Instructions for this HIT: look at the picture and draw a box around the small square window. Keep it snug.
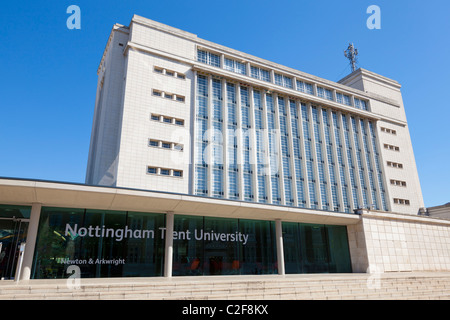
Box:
[175,119,184,126]
[149,140,159,147]
[152,90,162,97]
[163,117,172,123]
[154,67,163,74]
[162,142,171,149]
[173,170,183,177]
[164,93,173,99]
[147,167,157,174]
[151,114,160,121]
[177,74,185,80]
[160,169,170,175]
[166,71,174,77]
[176,96,185,102]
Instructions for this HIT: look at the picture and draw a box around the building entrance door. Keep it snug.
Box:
[0,218,29,280]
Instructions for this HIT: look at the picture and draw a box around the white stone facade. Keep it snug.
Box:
[348,210,450,273]
[86,15,425,216]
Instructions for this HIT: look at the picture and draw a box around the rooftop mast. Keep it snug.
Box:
[344,43,359,72]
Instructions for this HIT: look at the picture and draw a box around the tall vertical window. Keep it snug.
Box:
[241,86,254,201]
[254,90,266,203]
[312,107,329,210]
[211,79,224,198]
[226,83,239,199]
[278,97,294,205]
[360,119,378,210]
[266,94,280,204]
[351,117,368,209]
[195,75,209,196]
[332,112,351,213]
[322,109,340,212]
[342,114,359,209]
[369,121,388,211]
[302,104,317,209]
[290,100,306,207]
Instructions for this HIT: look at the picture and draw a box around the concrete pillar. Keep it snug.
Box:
[20,203,42,280]
[164,212,174,277]
[275,219,285,275]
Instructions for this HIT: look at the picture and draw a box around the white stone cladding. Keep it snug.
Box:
[348,211,450,272]
[86,24,129,187]
[339,70,425,215]
[116,48,192,193]
[86,15,425,215]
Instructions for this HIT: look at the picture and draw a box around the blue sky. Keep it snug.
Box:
[1,0,449,207]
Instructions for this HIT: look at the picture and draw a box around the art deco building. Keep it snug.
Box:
[1,16,448,283]
[86,15,425,216]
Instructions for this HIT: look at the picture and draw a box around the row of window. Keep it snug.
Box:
[148,139,183,151]
[147,166,183,177]
[153,66,186,80]
[384,143,400,152]
[150,113,185,126]
[194,74,388,213]
[381,127,397,135]
[387,161,403,169]
[152,89,185,102]
[390,179,407,187]
[393,198,410,206]
[381,126,407,204]
[197,49,369,111]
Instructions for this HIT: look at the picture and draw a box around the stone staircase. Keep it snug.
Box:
[1,272,449,300]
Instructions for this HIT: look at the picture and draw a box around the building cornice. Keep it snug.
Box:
[0,178,360,226]
[129,15,402,109]
[124,40,407,126]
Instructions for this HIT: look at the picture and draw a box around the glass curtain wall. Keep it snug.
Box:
[172,215,277,276]
[283,222,352,274]
[32,207,165,279]
[29,206,352,278]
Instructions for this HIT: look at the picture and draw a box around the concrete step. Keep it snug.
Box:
[1,273,450,300]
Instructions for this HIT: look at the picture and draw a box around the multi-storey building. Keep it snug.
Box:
[2,15,449,283]
[86,15,424,216]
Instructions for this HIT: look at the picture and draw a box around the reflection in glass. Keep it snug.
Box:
[32,207,165,279]
[282,222,352,274]
[172,216,277,276]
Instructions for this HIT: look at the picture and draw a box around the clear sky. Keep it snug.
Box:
[1,0,449,208]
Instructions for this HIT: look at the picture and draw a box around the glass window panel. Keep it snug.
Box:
[172,215,204,276]
[32,208,165,279]
[282,222,303,274]
[0,204,31,219]
[283,222,352,274]
[239,220,277,275]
